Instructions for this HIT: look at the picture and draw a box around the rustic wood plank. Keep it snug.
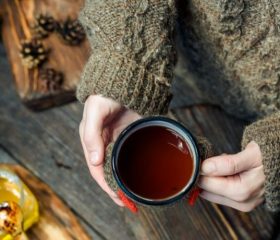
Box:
[0,0,90,110]
[0,42,277,239]
[0,44,105,240]
[0,43,143,240]
[171,107,275,239]
[0,147,17,164]
[0,164,91,240]
[0,148,104,240]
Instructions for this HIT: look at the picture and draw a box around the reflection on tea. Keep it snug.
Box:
[117,126,194,200]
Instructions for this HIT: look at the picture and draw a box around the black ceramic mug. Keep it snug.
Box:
[104,116,213,212]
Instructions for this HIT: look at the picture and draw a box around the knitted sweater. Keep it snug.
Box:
[76,0,280,212]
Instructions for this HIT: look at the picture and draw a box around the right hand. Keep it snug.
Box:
[79,95,141,206]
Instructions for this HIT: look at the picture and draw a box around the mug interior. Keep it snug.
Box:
[112,117,200,206]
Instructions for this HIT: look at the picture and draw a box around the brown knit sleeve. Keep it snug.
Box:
[76,0,177,116]
[241,111,280,212]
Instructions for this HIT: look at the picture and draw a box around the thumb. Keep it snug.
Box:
[201,141,261,176]
[83,100,106,166]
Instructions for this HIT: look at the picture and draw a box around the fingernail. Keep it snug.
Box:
[202,162,216,174]
[90,151,99,165]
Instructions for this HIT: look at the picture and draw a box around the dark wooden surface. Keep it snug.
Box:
[1,164,91,240]
[0,0,90,110]
[0,41,279,240]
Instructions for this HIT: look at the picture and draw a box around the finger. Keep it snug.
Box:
[201,141,262,176]
[200,190,264,212]
[198,176,232,199]
[80,121,115,197]
[80,122,124,206]
[79,120,124,206]
[240,165,265,197]
[83,96,107,166]
[198,174,264,202]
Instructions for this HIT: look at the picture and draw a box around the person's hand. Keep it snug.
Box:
[198,141,265,212]
[79,95,141,206]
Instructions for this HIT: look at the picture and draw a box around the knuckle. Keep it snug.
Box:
[226,176,252,202]
[248,141,262,164]
[224,176,237,196]
[235,193,249,202]
[234,184,251,202]
[86,95,97,107]
[226,157,237,174]
[247,140,258,150]
[84,133,94,147]
[239,205,254,212]
[240,202,257,212]
[87,94,102,105]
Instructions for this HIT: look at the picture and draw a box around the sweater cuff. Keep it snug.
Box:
[241,112,280,212]
[76,49,173,116]
[196,136,215,160]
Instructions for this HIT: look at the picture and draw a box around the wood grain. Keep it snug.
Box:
[0,42,278,239]
[0,0,90,110]
[0,164,91,240]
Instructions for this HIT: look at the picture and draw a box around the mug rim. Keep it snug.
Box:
[111,116,200,206]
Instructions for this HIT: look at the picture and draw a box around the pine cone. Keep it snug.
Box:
[39,68,64,92]
[32,14,57,39]
[19,39,48,69]
[57,18,85,45]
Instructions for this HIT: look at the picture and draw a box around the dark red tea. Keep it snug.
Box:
[117,125,194,200]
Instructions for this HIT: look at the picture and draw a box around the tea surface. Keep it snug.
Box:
[117,126,194,200]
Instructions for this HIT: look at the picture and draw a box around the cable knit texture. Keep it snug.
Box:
[171,0,280,212]
[77,0,280,212]
[242,112,280,212]
[77,0,177,116]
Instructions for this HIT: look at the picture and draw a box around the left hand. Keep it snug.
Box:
[79,95,141,206]
[198,141,265,212]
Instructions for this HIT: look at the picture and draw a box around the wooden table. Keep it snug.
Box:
[0,42,279,240]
